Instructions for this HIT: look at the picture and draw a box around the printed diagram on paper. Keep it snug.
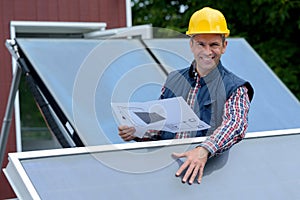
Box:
[111,97,211,138]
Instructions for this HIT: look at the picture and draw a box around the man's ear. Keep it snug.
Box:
[189,38,193,49]
[222,40,228,54]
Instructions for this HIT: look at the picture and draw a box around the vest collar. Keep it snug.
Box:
[188,60,224,84]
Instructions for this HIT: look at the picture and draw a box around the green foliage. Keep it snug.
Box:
[132,0,300,100]
[19,76,47,127]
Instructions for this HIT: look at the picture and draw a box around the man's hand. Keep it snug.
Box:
[118,125,136,141]
[173,147,209,184]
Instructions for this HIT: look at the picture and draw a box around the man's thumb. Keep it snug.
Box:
[172,152,185,158]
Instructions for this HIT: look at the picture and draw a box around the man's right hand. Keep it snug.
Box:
[118,125,136,141]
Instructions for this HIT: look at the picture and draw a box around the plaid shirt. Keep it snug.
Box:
[142,73,251,157]
[197,85,250,156]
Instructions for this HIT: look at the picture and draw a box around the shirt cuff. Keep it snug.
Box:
[196,139,219,157]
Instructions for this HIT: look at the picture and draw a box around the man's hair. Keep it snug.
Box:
[221,34,225,44]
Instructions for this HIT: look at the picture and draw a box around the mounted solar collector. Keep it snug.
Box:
[15,38,167,146]
[4,131,300,200]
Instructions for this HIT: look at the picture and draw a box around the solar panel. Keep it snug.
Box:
[17,38,166,145]
[16,37,300,147]
[4,133,300,199]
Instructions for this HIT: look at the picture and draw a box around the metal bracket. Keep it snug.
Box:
[5,39,20,61]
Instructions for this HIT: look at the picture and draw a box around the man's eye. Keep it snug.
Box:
[210,43,220,47]
[197,42,204,46]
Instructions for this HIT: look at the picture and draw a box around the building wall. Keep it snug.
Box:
[0,0,127,198]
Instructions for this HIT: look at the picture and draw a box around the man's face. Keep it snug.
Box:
[190,34,227,76]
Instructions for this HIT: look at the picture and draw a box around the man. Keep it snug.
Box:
[118,7,254,184]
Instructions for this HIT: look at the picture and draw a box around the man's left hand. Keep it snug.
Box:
[173,147,209,184]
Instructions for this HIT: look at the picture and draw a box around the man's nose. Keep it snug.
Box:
[202,45,212,54]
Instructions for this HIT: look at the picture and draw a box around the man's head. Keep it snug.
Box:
[187,7,229,76]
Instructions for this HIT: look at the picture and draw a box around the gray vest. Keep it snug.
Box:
[159,62,254,139]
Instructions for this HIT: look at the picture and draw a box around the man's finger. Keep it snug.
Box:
[122,132,134,141]
[197,164,205,184]
[175,159,190,177]
[189,165,200,184]
[172,152,185,158]
[182,163,195,183]
[173,152,188,177]
[118,125,128,131]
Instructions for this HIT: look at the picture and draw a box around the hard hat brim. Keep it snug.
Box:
[186,31,230,37]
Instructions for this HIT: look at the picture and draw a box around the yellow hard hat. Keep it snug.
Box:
[186,7,230,37]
